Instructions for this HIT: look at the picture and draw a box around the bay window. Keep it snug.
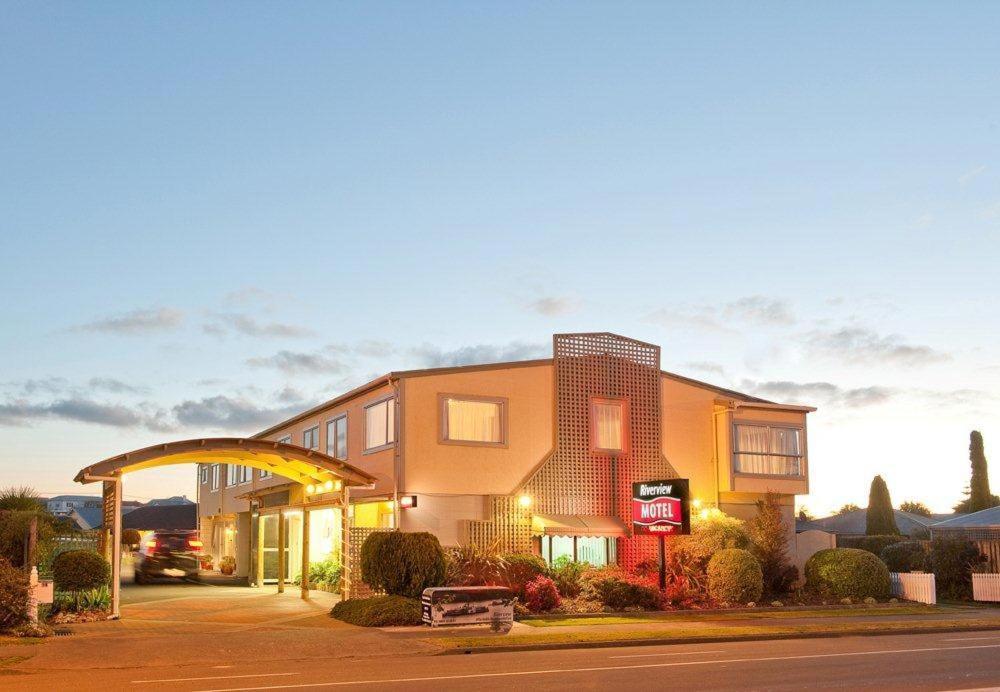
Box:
[364,397,395,452]
[733,423,804,476]
[441,395,506,445]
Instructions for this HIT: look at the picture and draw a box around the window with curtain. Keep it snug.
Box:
[327,415,348,459]
[443,397,504,444]
[733,423,803,476]
[591,399,625,452]
[303,426,319,451]
[364,398,395,451]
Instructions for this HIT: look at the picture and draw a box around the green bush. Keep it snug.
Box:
[667,511,749,591]
[309,558,342,589]
[360,532,446,599]
[0,557,30,631]
[500,553,548,599]
[707,548,764,605]
[445,544,506,586]
[805,548,891,600]
[879,541,930,573]
[0,509,56,569]
[930,536,986,600]
[582,567,661,611]
[839,535,905,556]
[550,557,587,598]
[52,550,110,593]
[121,529,141,548]
[330,595,423,627]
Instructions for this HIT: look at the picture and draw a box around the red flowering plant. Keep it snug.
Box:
[524,575,561,612]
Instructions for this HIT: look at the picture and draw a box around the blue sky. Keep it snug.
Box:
[1,3,998,513]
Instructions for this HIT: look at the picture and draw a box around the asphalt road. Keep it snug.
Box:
[8,630,1000,691]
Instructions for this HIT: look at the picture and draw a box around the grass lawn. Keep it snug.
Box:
[519,605,941,627]
[429,617,1000,651]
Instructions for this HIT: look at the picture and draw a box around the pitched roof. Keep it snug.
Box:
[932,505,1000,529]
[69,506,104,530]
[795,508,945,537]
[122,503,197,531]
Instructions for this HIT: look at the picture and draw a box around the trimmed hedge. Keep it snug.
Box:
[707,548,763,605]
[838,535,905,556]
[879,541,930,573]
[360,532,446,599]
[805,548,891,599]
[0,557,30,631]
[930,536,986,600]
[52,550,110,593]
[330,595,422,627]
[582,567,661,610]
[501,553,548,599]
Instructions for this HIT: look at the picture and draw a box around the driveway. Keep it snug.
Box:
[4,581,438,681]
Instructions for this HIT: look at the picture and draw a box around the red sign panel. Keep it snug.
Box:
[631,479,691,536]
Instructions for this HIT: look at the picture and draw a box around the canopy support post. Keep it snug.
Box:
[301,509,310,600]
[277,509,285,594]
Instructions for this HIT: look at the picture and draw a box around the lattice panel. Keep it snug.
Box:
[347,526,394,597]
[464,333,678,569]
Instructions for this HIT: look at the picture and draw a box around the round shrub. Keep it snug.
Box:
[359,532,446,599]
[330,595,422,627]
[0,557,30,631]
[707,548,763,605]
[501,553,548,599]
[524,575,561,612]
[52,550,110,593]
[805,548,890,600]
[880,541,930,573]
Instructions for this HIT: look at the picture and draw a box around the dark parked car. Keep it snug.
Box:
[134,529,202,583]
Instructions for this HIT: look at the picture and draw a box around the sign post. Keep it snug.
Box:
[632,479,691,589]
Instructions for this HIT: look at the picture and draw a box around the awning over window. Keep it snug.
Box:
[531,514,627,537]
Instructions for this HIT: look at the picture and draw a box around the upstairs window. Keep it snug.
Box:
[225,464,238,487]
[211,464,220,490]
[364,398,395,452]
[303,426,319,451]
[200,465,209,485]
[441,395,506,445]
[733,423,804,476]
[238,465,253,484]
[327,415,348,459]
[591,398,628,453]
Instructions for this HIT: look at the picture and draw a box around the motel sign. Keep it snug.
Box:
[631,479,691,536]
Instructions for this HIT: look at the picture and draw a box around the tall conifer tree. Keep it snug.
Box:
[866,475,900,535]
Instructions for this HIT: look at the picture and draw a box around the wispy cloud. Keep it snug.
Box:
[525,296,580,316]
[246,349,347,375]
[204,313,315,339]
[959,164,987,185]
[74,307,183,335]
[645,295,795,332]
[410,341,549,367]
[0,398,156,428]
[171,395,312,431]
[682,361,727,377]
[88,377,148,395]
[804,327,949,366]
[741,380,894,408]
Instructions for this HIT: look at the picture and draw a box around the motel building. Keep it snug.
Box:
[75,332,813,606]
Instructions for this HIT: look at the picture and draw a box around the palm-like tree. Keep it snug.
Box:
[0,486,44,512]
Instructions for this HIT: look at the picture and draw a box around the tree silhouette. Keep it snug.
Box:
[866,475,900,535]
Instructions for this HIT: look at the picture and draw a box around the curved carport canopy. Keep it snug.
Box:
[74,437,377,487]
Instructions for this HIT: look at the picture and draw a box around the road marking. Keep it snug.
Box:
[134,672,298,683]
[944,636,1000,642]
[609,649,725,659]
[193,643,1000,691]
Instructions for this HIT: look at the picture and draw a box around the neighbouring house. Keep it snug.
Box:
[197,332,815,584]
[145,495,194,507]
[47,495,142,518]
[796,508,960,542]
[932,506,1000,571]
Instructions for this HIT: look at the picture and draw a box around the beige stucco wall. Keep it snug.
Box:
[401,363,554,495]
[660,376,721,506]
[398,494,489,547]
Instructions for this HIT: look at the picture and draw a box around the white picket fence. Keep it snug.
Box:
[972,573,1000,602]
[890,572,936,605]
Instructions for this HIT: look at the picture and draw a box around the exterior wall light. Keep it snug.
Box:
[691,498,703,510]
[518,494,532,508]
[306,484,316,494]
[334,480,342,491]
[399,495,417,509]
[324,480,334,491]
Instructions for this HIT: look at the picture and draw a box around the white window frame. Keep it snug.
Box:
[225,464,238,487]
[363,396,396,453]
[732,421,805,478]
[211,464,220,490]
[303,425,319,451]
[200,464,209,485]
[326,414,348,460]
[238,465,253,484]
